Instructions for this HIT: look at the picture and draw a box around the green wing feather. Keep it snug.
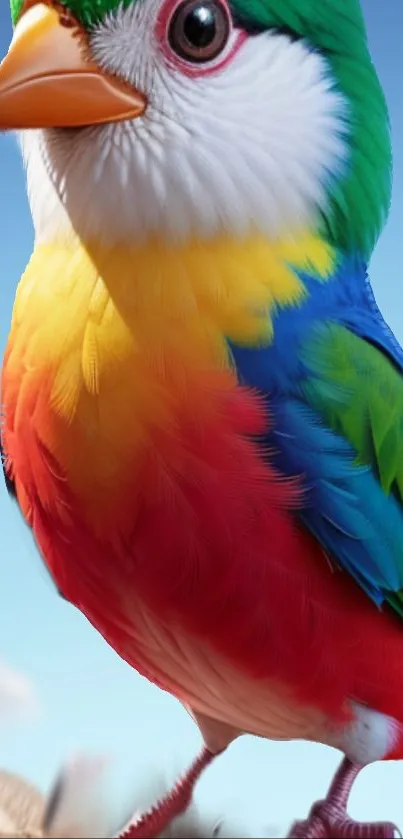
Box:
[302,323,403,498]
[301,322,403,614]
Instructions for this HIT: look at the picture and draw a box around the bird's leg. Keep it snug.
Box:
[287,757,399,839]
[117,746,216,839]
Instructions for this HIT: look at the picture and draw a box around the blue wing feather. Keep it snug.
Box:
[230,256,403,609]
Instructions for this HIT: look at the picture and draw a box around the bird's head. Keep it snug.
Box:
[0,0,391,255]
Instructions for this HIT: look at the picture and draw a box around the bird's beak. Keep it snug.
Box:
[0,2,147,129]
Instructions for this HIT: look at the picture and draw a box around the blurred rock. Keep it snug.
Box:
[0,759,283,838]
[0,769,44,837]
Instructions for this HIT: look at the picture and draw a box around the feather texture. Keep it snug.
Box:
[231,256,403,615]
[300,322,403,615]
[5,236,403,736]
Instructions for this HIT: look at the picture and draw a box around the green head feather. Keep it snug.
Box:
[10,0,124,26]
[9,0,392,260]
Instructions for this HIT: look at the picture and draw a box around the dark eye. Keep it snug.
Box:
[167,0,231,63]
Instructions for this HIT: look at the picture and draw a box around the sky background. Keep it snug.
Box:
[1,1,403,834]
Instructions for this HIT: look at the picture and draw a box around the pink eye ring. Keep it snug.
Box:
[165,0,231,64]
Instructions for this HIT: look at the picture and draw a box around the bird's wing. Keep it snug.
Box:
[289,320,403,612]
[232,280,403,617]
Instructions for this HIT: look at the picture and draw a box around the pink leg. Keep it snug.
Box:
[287,757,398,839]
[118,747,216,839]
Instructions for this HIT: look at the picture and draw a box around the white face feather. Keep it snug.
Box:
[21,0,348,245]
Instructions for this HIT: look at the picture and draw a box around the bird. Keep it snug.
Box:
[0,0,402,835]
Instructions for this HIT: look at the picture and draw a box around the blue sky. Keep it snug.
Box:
[0,0,403,833]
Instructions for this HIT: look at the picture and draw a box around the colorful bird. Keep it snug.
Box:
[0,0,402,835]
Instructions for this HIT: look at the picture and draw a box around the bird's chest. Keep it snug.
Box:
[1,233,305,534]
[4,247,236,532]
[1,240,280,590]
[1,248,288,716]
[1,236,321,706]
[1,326,328,747]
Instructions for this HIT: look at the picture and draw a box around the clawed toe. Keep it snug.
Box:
[287,757,400,839]
[288,800,398,839]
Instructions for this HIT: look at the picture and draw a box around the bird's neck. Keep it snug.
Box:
[11,230,334,355]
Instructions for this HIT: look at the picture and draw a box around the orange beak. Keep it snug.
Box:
[0,2,147,129]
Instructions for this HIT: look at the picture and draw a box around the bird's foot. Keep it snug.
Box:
[287,757,400,839]
[288,800,398,838]
[117,746,215,839]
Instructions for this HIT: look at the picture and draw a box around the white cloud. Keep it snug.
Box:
[0,659,40,724]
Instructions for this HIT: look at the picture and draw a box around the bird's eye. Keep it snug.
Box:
[167,0,231,64]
